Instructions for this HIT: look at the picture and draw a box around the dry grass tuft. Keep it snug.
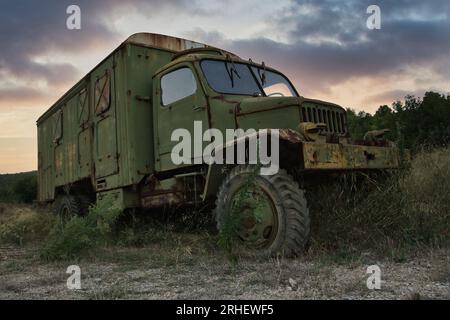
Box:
[0,204,55,246]
[309,146,450,260]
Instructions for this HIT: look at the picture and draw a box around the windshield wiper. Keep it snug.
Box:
[224,55,241,88]
[257,61,267,86]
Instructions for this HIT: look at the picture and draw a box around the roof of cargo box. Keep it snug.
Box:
[37,33,237,124]
[125,33,210,51]
[124,33,238,58]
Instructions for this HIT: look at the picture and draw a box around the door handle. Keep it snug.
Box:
[193,105,206,111]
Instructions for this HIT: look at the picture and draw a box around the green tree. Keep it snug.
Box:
[347,91,450,152]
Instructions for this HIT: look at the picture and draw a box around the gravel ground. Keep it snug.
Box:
[0,244,448,300]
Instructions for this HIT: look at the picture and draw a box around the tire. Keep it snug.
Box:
[78,195,93,216]
[53,195,82,223]
[214,165,310,257]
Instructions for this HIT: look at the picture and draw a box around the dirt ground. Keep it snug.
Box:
[0,203,449,300]
[0,242,449,300]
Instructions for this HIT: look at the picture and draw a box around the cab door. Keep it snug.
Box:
[154,64,209,172]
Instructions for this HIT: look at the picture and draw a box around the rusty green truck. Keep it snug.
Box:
[37,33,399,256]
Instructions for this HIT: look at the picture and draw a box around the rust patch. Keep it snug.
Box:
[302,142,400,170]
[126,33,206,52]
[279,129,303,144]
[140,175,184,208]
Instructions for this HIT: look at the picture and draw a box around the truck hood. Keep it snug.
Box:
[235,96,348,135]
[236,96,345,115]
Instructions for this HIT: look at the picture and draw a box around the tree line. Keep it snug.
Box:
[0,171,37,204]
[346,91,450,152]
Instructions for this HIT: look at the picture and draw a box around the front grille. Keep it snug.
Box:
[300,104,347,135]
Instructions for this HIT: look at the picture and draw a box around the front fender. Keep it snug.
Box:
[201,129,304,200]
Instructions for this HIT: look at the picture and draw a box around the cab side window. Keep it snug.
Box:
[161,67,197,106]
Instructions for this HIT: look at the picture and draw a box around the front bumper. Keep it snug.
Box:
[302,142,400,170]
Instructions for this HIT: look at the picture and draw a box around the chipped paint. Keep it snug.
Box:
[302,142,399,170]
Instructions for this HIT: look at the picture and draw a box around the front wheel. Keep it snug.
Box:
[214,165,310,256]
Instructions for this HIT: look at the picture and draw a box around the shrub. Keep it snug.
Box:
[40,195,121,261]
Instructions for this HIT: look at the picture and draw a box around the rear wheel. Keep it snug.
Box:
[214,165,310,256]
[53,195,82,224]
[78,195,93,216]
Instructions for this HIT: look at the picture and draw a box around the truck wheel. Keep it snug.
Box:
[54,195,82,223]
[78,195,93,216]
[214,165,310,256]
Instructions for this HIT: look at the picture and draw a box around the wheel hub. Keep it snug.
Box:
[230,185,278,249]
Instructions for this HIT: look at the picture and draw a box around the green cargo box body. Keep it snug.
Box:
[37,33,210,203]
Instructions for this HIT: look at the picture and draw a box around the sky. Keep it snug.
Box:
[0,0,449,173]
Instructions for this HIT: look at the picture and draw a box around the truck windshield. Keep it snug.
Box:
[251,66,297,97]
[200,59,298,97]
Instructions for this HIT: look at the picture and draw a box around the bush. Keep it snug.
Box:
[40,195,122,261]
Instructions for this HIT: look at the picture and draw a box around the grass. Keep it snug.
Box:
[0,147,448,265]
[0,204,55,246]
[87,284,129,300]
[308,146,450,260]
[0,260,27,274]
[40,194,122,261]
[430,262,450,283]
